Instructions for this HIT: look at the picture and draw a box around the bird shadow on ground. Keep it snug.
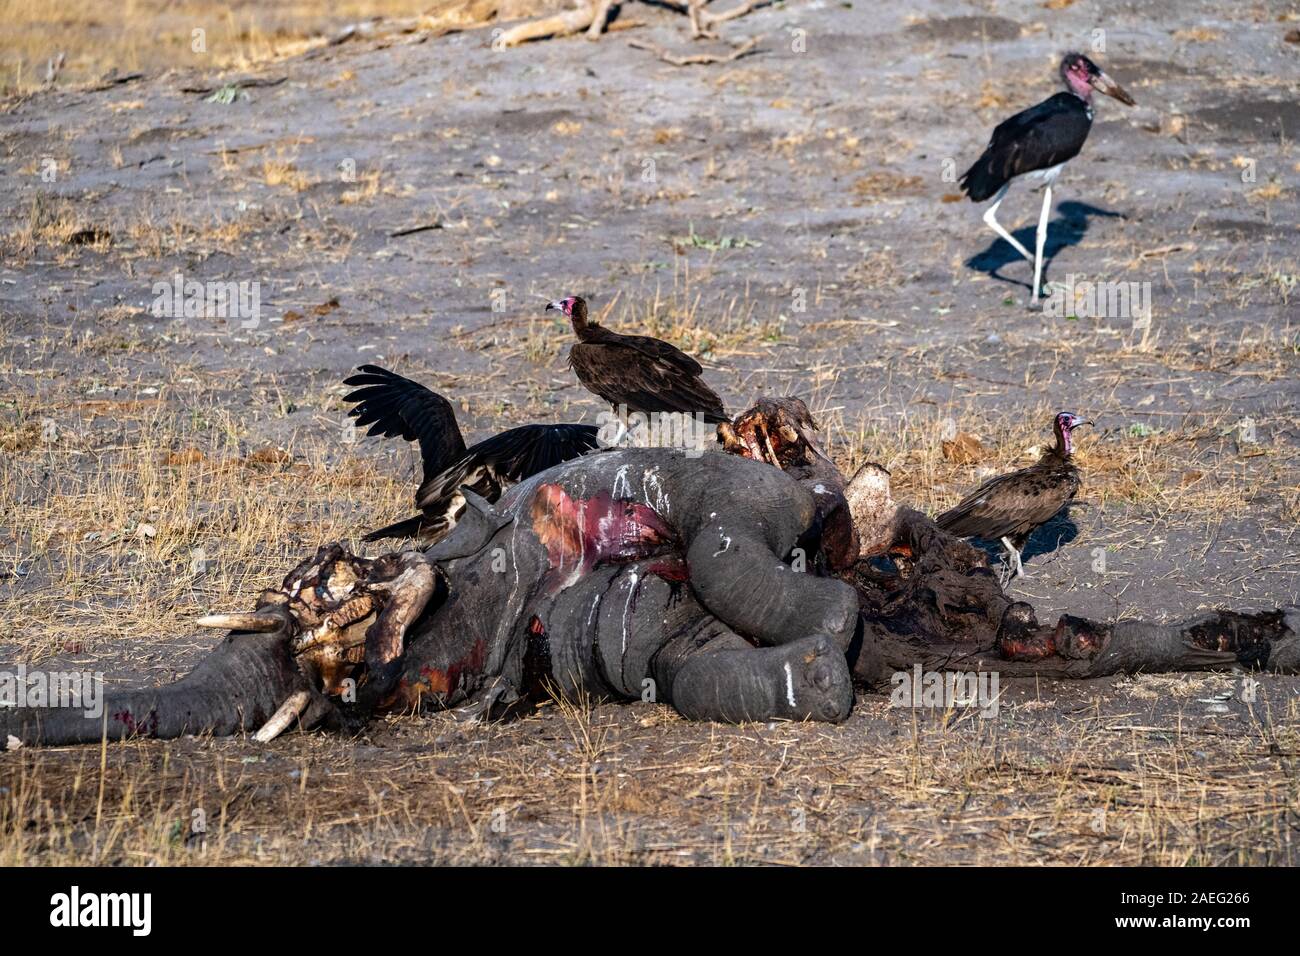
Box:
[964,200,1126,292]
[969,510,1082,570]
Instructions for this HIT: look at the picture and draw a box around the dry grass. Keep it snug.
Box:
[0,0,438,94]
[0,392,407,661]
[5,306,1293,866]
[3,680,1297,865]
[2,0,1298,867]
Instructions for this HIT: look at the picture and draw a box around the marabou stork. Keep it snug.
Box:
[960,53,1135,302]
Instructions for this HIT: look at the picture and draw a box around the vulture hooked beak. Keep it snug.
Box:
[1089,70,1135,106]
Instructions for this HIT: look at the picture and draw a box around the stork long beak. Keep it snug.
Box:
[1090,71,1135,106]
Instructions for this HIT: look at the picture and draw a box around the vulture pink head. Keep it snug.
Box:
[546,295,589,332]
[545,296,580,317]
[1054,411,1093,457]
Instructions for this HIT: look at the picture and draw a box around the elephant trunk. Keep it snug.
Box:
[1,617,312,750]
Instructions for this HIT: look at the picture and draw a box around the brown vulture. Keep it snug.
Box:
[546,295,728,424]
[343,365,600,543]
[935,411,1091,581]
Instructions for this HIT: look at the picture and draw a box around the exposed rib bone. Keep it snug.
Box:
[196,612,283,632]
[252,690,311,743]
[760,423,780,465]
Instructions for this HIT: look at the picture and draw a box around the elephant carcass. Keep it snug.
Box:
[5,399,1298,750]
[384,447,860,723]
[2,445,861,748]
[836,466,1300,685]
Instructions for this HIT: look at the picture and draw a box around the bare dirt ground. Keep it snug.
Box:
[1,0,1298,865]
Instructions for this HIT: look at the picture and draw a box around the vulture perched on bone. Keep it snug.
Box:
[936,412,1091,582]
[343,365,600,543]
[546,295,729,424]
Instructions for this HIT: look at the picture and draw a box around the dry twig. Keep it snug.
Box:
[702,0,774,30]
[627,34,762,65]
[499,3,604,46]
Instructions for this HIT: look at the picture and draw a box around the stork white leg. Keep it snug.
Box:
[982,183,1033,263]
[1032,185,1052,301]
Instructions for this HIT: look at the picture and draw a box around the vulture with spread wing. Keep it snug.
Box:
[343,365,600,543]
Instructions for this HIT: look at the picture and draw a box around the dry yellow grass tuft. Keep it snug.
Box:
[852,172,926,203]
[261,152,317,192]
[0,0,439,94]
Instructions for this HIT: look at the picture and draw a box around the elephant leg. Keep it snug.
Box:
[542,561,855,722]
[685,527,859,651]
[652,618,853,723]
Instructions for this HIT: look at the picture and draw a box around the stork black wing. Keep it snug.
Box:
[414,423,600,513]
[960,92,1093,201]
[342,365,468,484]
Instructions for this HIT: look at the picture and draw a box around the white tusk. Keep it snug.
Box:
[252,690,311,743]
[196,612,283,633]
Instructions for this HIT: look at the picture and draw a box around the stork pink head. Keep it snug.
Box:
[1060,52,1136,106]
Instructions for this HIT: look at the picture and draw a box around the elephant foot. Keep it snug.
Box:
[667,634,853,724]
[769,635,855,722]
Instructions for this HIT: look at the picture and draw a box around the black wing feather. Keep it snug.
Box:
[342,365,467,483]
[493,423,602,480]
[960,92,1093,201]
[414,424,600,514]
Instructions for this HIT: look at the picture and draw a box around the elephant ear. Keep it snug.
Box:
[424,487,513,562]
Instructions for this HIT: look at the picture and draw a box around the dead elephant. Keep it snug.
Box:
[3,421,1298,749]
[2,448,863,747]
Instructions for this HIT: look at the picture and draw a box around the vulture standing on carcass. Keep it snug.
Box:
[936,411,1091,582]
[343,365,600,543]
[546,295,729,423]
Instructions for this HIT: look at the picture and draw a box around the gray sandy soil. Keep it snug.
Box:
[1,0,1297,864]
